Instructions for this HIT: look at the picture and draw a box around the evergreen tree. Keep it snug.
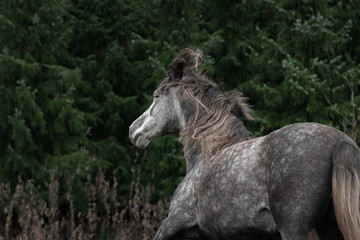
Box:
[201,0,360,139]
[0,0,359,215]
[0,0,90,183]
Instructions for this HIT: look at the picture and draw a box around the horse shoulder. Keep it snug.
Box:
[169,163,202,215]
[197,138,276,237]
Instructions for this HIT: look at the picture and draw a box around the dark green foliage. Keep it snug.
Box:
[200,0,360,137]
[0,0,359,226]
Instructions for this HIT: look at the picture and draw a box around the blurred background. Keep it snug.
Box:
[0,0,359,239]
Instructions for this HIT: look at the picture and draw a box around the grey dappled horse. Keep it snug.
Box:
[129,49,360,240]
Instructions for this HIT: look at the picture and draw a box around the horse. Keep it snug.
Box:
[129,48,360,240]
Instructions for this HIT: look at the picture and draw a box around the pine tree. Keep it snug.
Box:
[0,0,359,213]
[200,0,360,140]
[0,0,91,183]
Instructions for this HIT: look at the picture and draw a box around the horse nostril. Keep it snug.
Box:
[129,119,140,135]
[131,134,139,145]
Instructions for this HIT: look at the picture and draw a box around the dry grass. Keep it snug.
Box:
[0,155,324,240]
[0,163,168,240]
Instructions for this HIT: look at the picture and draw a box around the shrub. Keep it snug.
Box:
[0,165,168,240]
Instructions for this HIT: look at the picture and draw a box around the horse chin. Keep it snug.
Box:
[135,135,151,149]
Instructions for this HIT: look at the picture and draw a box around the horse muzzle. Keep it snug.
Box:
[129,115,157,148]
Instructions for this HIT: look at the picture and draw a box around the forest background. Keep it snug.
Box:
[0,0,359,239]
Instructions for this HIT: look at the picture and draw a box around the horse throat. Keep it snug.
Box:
[180,134,204,173]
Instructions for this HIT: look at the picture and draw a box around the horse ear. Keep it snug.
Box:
[168,58,185,80]
[168,48,203,80]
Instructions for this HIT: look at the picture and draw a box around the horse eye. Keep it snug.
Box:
[154,92,160,98]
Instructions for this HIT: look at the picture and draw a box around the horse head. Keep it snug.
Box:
[129,48,253,159]
[128,49,199,148]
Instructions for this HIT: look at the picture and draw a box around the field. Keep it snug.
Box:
[0,166,167,240]
[0,166,322,240]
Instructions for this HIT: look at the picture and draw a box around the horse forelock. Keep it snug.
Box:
[167,48,203,77]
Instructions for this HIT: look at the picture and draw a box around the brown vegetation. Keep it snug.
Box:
[0,164,168,240]
[0,167,322,240]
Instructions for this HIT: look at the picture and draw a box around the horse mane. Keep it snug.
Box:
[163,48,254,162]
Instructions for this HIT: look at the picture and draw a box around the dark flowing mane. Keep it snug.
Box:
[162,48,253,161]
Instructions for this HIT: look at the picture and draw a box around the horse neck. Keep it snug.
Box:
[181,135,204,173]
[176,90,253,172]
[180,118,252,173]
